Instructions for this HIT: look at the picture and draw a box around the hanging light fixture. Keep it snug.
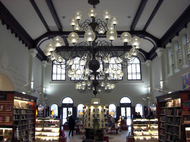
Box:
[43,0,141,96]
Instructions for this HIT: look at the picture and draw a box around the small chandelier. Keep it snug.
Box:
[43,0,141,96]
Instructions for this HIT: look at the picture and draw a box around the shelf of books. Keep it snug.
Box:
[132,118,158,141]
[83,104,108,129]
[35,118,60,141]
[0,91,37,142]
[156,90,190,142]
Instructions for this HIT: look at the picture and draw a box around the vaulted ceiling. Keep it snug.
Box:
[0,0,190,61]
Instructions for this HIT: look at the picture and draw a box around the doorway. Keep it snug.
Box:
[62,97,73,124]
[120,97,132,125]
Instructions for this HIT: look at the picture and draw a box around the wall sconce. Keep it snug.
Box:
[31,81,34,90]
[160,80,163,89]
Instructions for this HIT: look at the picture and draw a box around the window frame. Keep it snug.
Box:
[50,103,58,117]
[51,60,66,81]
[127,57,142,81]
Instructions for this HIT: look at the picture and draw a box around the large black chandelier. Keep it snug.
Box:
[43,0,141,96]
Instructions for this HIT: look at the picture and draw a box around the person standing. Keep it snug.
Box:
[68,115,75,137]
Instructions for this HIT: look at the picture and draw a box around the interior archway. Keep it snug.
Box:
[0,74,14,91]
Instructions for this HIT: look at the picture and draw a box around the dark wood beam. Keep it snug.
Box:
[143,0,164,31]
[160,5,190,47]
[45,0,62,31]
[0,1,34,48]
[29,0,50,32]
[56,45,149,61]
[0,1,46,61]
[130,0,148,31]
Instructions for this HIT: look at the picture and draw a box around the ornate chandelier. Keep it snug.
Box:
[43,0,141,96]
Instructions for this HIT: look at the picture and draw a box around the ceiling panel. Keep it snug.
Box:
[135,0,158,30]
[34,0,58,31]
[52,0,141,31]
[1,0,47,39]
[146,0,190,39]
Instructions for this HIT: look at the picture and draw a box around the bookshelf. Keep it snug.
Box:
[156,90,190,142]
[132,118,158,141]
[35,118,60,141]
[83,104,108,129]
[0,91,37,142]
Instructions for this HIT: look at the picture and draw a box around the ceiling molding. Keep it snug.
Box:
[45,0,62,31]
[130,0,148,31]
[0,1,34,49]
[143,0,164,31]
[0,2,47,61]
[160,5,190,47]
[29,0,50,32]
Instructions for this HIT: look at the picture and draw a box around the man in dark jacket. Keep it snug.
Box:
[68,115,75,136]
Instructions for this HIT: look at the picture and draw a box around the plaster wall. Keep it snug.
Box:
[0,24,41,98]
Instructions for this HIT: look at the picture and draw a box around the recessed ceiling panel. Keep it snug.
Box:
[52,0,141,31]
[146,0,190,39]
[1,0,47,39]
[135,0,158,30]
[35,0,58,31]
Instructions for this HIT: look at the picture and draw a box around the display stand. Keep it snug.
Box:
[83,104,108,129]
[35,118,61,141]
[132,118,158,141]
[0,91,37,142]
[156,90,190,142]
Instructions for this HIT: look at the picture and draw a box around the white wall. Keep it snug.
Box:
[0,24,41,99]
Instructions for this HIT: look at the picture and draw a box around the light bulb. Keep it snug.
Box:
[74,11,83,20]
[102,10,111,20]
[88,8,97,18]
[52,36,64,47]
[120,32,131,43]
[68,32,79,44]
[45,42,56,52]
[110,16,119,25]
[84,30,96,42]
[106,29,117,41]
[69,17,77,26]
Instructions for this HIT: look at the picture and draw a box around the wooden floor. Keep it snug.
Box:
[35,126,157,142]
[64,127,131,142]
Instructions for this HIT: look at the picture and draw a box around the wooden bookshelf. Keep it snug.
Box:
[0,91,37,142]
[156,90,190,142]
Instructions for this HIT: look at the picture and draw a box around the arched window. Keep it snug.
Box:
[120,97,132,125]
[120,97,131,103]
[52,60,66,81]
[77,104,84,117]
[62,97,73,104]
[50,104,58,117]
[109,104,116,118]
[62,97,73,124]
[127,57,141,80]
[135,103,143,117]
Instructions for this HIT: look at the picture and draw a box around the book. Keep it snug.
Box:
[6,105,11,111]
[0,116,3,122]
[5,116,10,122]
[0,105,3,111]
